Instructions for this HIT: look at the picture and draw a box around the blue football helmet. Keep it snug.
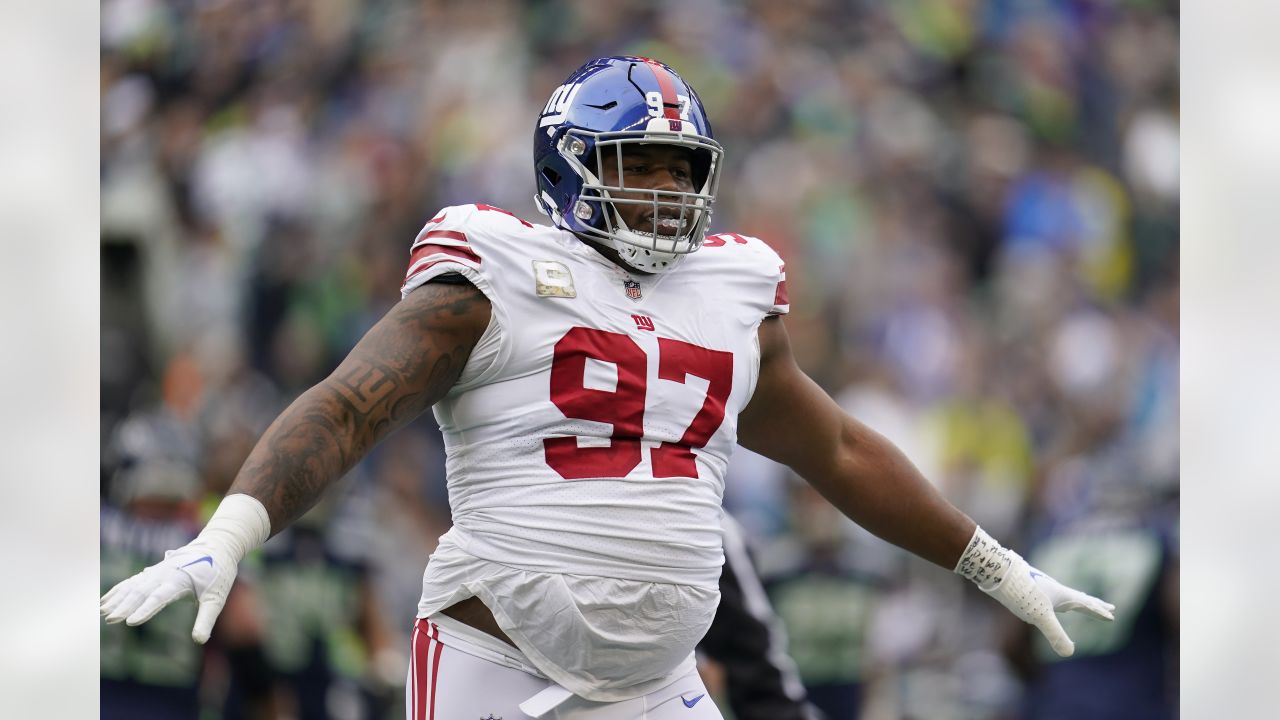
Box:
[533,56,724,273]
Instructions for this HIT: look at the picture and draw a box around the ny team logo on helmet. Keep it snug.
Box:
[533,56,724,273]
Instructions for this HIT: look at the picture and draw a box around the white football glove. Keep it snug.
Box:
[100,494,270,644]
[955,526,1115,657]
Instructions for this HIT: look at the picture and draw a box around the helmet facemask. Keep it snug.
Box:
[559,128,723,273]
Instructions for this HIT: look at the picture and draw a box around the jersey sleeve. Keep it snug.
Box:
[768,258,789,316]
[707,231,790,318]
[748,237,789,317]
[400,205,486,298]
[398,204,510,393]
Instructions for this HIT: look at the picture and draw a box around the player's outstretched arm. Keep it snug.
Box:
[737,316,1114,657]
[101,280,491,643]
[230,280,490,530]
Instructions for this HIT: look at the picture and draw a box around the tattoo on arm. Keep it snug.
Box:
[230,282,490,532]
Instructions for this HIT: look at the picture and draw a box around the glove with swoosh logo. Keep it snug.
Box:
[955,526,1116,657]
[100,494,270,644]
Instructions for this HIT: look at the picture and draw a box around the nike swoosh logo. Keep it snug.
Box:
[181,555,213,569]
[1029,570,1043,580]
[681,694,705,708]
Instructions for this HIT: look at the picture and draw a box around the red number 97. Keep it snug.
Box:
[544,327,732,480]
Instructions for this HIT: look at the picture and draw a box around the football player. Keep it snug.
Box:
[102,56,1114,719]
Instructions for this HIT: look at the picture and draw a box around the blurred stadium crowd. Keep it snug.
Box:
[100,0,1179,718]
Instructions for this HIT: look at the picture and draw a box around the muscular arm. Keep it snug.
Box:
[230,281,490,532]
[737,316,974,569]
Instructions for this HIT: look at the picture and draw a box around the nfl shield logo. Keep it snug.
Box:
[623,279,642,301]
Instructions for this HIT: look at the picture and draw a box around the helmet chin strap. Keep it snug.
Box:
[576,233,684,274]
[607,207,686,273]
[610,239,685,273]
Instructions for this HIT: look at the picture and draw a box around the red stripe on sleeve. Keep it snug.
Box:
[643,59,682,120]
[407,243,481,271]
[404,259,462,282]
[417,229,469,244]
[774,265,789,306]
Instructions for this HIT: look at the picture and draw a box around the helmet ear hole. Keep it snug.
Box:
[540,165,562,186]
[691,148,713,189]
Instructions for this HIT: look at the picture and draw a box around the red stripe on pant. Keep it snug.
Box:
[412,621,423,720]
[413,619,445,720]
[430,623,443,719]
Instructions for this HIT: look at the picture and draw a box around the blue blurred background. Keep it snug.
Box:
[100,1,1179,718]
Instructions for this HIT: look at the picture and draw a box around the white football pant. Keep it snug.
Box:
[407,618,723,719]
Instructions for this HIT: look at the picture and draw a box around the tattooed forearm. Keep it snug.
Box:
[229,281,490,532]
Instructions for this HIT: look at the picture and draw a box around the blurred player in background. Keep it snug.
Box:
[699,515,824,720]
[754,481,897,720]
[239,504,398,719]
[1010,442,1179,719]
[103,56,1114,719]
[101,458,208,720]
[101,418,276,720]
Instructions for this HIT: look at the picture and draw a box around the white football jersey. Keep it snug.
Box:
[401,203,789,699]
